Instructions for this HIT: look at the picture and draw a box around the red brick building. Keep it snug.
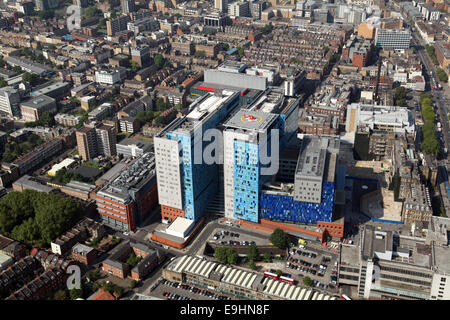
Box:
[71,243,97,265]
[102,241,163,280]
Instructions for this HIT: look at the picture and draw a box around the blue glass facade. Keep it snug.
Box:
[233,140,260,222]
[164,92,240,221]
[259,181,335,223]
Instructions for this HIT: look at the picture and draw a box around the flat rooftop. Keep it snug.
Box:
[159,90,239,136]
[223,109,278,133]
[97,153,156,201]
[20,95,55,109]
[295,136,326,178]
[166,217,194,234]
[433,246,450,275]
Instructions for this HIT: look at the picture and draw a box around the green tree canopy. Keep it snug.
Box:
[70,288,83,300]
[226,248,238,264]
[38,10,54,20]
[270,228,290,249]
[126,253,142,268]
[214,246,228,264]
[214,247,238,264]
[247,244,259,261]
[303,276,313,286]
[436,68,448,82]
[0,190,81,246]
[54,289,68,300]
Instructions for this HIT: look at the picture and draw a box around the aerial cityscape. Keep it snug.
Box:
[0,0,448,304]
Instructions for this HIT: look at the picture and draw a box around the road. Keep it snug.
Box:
[411,31,450,164]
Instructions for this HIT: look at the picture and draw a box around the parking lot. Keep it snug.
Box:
[259,243,339,294]
[148,278,232,301]
[210,228,268,247]
[286,245,339,291]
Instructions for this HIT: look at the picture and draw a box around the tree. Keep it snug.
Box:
[263,253,272,262]
[220,43,230,51]
[436,68,448,82]
[303,276,313,286]
[0,79,7,88]
[275,269,282,277]
[136,110,155,124]
[113,286,124,298]
[54,290,68,300]
[247,244,259,261]
[249,261,256,270]
[156,97,170,111]
[214,246,229,264]
[126,253,142,268]
[0,190,81,246]
[86,270,100,282]
[214,247,238,264]
[70,288,83,300]
[22,72,40,86]
[270,228,290,249]
[226,248,238,264]
[84,6,100,18]
[38,10,54,20]
[130,280,137,288]
[12,66,23,74]
[154,54,165,69]
[130,59,140,72]
[237,47,244,57]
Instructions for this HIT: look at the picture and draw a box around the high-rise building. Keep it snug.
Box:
[76,126,97,161]
[154,90,240,223]
[35,0,58,11]
[223,87,299,223]
[76,122,117,161]
[131,45,151,68]
[0,87,21,118]
[284,69,306,97]
[74,0,88,8]
[228,1,250,17]
[96,123,117,158]
[250,1,266,20]
[121,0,136,14]
[107,15,131,36]
[215,0,228,12]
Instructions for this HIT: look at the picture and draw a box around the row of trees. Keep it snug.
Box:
[436,68,448,83]
[0,190,82,247]
[214,247,239,265]
[51,167,84,184]
[420,93,441,157]
[22,72,42,86]
[425,44,439,65]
